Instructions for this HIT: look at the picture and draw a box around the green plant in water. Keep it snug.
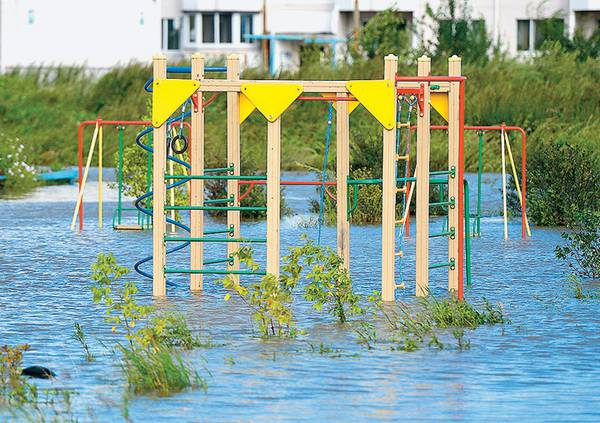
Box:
[423,296,508,329]
[555,210,600,280]
[90,252,206,395]
[73,323,94,362]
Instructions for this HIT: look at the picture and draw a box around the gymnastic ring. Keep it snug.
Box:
[170,134,188,154]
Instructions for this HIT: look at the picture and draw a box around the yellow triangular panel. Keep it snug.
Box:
[239,93,256,124]
[241,83,303,122]
[152,79,200,127]
[321,93,360,114]
[430,92,449,122]
[346,80,395,129]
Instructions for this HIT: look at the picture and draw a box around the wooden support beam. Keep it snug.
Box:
[266,118,281,276]
[415,56,431,297]
[227,55,241,283]
[152,55,167,297]
[336,93,350,267]
[447,56,461,293]
[190,54,204,291]
[381,54,398,302]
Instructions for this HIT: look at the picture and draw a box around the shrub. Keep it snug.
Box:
[0,136,37,196]
[555,211,600,279]
[511,121,600,226]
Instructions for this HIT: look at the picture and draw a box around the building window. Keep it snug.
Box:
[517,20,530,51]
[163,19,180,50]
[240,14,254,43]
[219,13,232,43]
[202,13,215,43]
[188,15,197,43]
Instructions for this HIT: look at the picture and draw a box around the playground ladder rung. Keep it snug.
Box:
[164,174,267,181]
[204,229,234,235]
[395,251,404,257]
[429,229,455,238]
[164,205,267,212]
[395,282,406,289]
[204,198,232,205]
[429,199,455,208]
[429,259,456,270]
[396,186,407,193]
[205,165,234,174]
[203,257,234,266]
[397,123,411,129]
[165,268,266,276]
[164,236,267,243]
[396,154,410,161]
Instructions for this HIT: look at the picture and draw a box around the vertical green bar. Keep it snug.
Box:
[464,179,472,287]
[117,125,124,225]
[476,130,483,236]
[146,132,153,228]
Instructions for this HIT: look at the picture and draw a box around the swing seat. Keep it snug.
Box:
[114,224,144,231]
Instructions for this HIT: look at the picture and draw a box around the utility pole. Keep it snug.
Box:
[353,0,360,49]
[262,0,269,71]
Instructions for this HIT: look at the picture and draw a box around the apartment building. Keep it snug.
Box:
[0,0,598,71]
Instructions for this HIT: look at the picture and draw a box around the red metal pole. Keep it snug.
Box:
[457,80,465,301]
[520,129,527,239]
[77,123,85,231]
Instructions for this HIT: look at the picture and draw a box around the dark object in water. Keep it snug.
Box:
[21,366,56,379]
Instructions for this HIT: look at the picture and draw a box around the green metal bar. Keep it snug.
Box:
[204,198,232,205]
[464,179,472,287]
[205,166,234,173]
[348,184,359,219]
[429,199,455,208]
[165,174,266,181]
[165,268,266,275]
[429,229,455,238]
[476,130,483,236]
[164,205,266,212]
[164,236,266,243]
[203,257,234,265]
[117,125,124,225]
[347,177,448,185]
[204,229,233,235]
[430,170,451,176]
[429,259,455,270]
[430,84,440,90]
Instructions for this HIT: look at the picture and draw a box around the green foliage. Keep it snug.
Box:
[423,0,493,64]
[220,237,364,336]
[555,211,600,279]
[511,120,600,226]
[0,135,37,196]
[90,252,206,395]
[73,323,94,362]
[359,294,507,351]
[359,8,410,59]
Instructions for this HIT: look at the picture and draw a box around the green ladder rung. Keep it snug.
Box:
[165,174,266,181]
[205,166,234,173]
[165,268,266,276]
[429,200,455,208]
[164,205,267,212]
[204,229,233,235]
[203,258,234,265]
[429,259,455,270]
[204,198,231,205]
[429,229,455,238]
[164,236,266,243]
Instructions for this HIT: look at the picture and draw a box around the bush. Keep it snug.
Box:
[510,120,600,226]
[359,8,411,59]
[0,136,37,196]
[555,211,600,279]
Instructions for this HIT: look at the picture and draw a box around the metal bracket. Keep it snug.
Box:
[191,92,199,112]
[396,84,425,117]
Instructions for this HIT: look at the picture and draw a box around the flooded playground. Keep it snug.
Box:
[1,171,598,421]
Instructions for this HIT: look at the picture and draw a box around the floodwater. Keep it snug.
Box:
[1,170,599,422]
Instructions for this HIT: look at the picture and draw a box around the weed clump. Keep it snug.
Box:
[90,252,206,396]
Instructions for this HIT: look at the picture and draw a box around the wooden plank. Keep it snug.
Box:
[266,118,281,276]
[336,92,350,267]
[447,56,461,293]
[152,55,167,297]
[200,79,350,93]
[227,55,241,284]
[190,54,204,291]
[381,55,398,302]
[415,56,431,297]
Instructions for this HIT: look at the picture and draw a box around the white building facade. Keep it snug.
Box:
[0,0,598,72]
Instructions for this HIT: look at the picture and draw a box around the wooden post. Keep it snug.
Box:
[415,56,431,297]
[336,94,350,267]
[98,122,103,229]
[152,55,167,297]
[266,118,281,276]
[227,55,241,283]
[447,56,461,293]
[190,54,205,291]
[381,54,398,302]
